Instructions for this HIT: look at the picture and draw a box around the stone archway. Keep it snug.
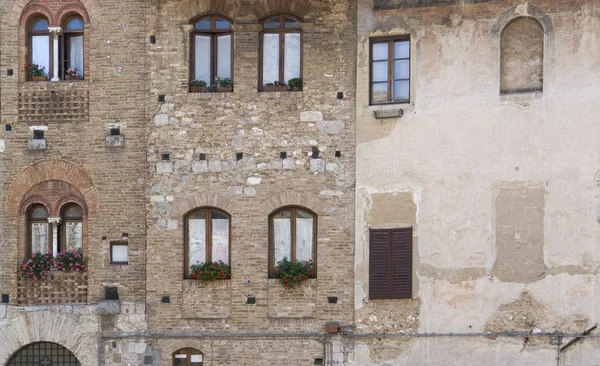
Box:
[6,342,81,366]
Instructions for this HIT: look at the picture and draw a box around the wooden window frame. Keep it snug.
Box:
[369,227,413,300]
[268,206,317,277]
[369,35,411,105]
[110,240,129,265]
[61,15,85,80]
[258,14,303,90]
[27,204,51,257]
[27,16,52,81]
[183,207,231,279]
[59,203,83,253]
[189,15,234,90]
[173,348,203,366]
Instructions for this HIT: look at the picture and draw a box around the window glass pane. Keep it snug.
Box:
[173,356,187,366]
[264,17,280,28]
[215,19,231,29]
[69,35,84,77]
[32,35,50,75]
[295,211,314,262]
[66,18,84,30]
[284,33,301,83]
[372,43,388,61]
[65,222,83,251]
[194,35,211,84]
[394,59,409,80]
[64,205,82,219]
[112,244,128,263]
[32,20,49,31]
[394,40,410,59]
[195,19,211,29]
[372,61,388,82]
[285,17,301,28]
[31,223,48,254]
[191,354,203,363]
[371,82,388,104]
[262,33,280,84]
[217,35,232,79]
[394,80,410,102]
[211,212,229,264]
[31,206,48,219]
[273,211,291,265]
[188,212,206,267]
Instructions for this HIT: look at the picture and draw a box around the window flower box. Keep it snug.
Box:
[217,87,233,93]
[190,86,206,93]
[31,75,47,81]
[263,84,288,92]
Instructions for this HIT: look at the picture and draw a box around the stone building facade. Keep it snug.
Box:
[354,0,600,365]
[0,0,356,364]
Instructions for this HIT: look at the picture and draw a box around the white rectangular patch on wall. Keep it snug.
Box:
[111,241,128,264]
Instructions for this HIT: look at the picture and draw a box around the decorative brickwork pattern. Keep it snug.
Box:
[17,272,88,305]
[18,89,89,124]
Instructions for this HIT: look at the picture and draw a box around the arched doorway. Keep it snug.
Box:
[7,342,81,366]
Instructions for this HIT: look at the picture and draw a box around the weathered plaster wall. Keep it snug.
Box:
[355,0,600,364]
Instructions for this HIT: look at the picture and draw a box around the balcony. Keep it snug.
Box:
[17,271,88,305]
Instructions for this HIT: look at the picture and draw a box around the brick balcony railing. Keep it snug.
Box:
[17,272,88,305]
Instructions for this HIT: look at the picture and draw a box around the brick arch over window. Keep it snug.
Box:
[492,4,553,37]
[6,160,98,216]
[180,0,241,20]
[250,0,312,20]
[259,191,327,217]
[13,0,98,22]
[19,3,54,25]
[171,193,239,219]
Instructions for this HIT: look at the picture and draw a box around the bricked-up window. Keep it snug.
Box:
[62,16,85,80]
[268,207,316,276]
[28,17,51,80]
[370,36,410,104]
[61,204,83,251]
[500,17,544,94]
[369,227,412,299]
[173,348,203,366]
[28,205,50,255]
[190,15,232,89]
[260,15,302,90]
[184,208,230,278]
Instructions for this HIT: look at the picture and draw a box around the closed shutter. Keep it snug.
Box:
[369,227,412,299]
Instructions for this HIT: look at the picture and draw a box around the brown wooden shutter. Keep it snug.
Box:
[369,227,412,299]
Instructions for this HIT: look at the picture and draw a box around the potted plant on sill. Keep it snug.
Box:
[272,258,315,289]
[215,76,233,93]
[25,63,47,81]
[65,67,80,81]
[189,260,231,283]
[207,83,218,93]
[190,79,207,93]
[287,77,302,91]
[263,81,287,92]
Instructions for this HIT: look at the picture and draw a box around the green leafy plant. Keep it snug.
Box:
[214,76,232,88]
[24,63,46,77]
[54,249,87,273]
[190,79,207,87]
[207,84,218,92]
[189,261,231,282]
[287,78,302,90]
[265,81,286,87]
[272,258,315,288]
[19,251,55,280]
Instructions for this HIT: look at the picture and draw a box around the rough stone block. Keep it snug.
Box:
[208,160,223,172]
[282,158,295,169]
[325,163,339,171]
[300,111,323,122]
[310,159,325,172]
[155,162,173,173]
[96,300,121,315]
[0,305,6,319]
[154,114,169,125]
[317,120,345,134]
[0,139,5,153]
[192,161,208,173]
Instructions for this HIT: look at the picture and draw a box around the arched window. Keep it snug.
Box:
[185,208,230,278]
[28,17,51,80]
[190,15,233,90]
[28,205,50,256]
[173,348,203,365]
[500,17,544,94]
[62,15,85,79]
[268,206,316,275]
[7,342,81,366]
[61,204,83,251]
[260,14,302,90]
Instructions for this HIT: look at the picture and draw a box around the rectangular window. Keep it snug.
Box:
[369,227,412,299]
[110,240,128,264]
[370,36,410,104]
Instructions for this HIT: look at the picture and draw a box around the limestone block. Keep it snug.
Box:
[283,158,295,169]
[244,187,257,196]
[155,162,173,173]
[326,163,339,171]
[192,161,208,173]
[96,300,121,315]
[153,114,169,125]
[0,305,6,319]
[310,159,325,172]
[208,160,223,172]
[267,160,282,169]
[300,111,323,122]
[0,139,5,152]
[317,120,345,134]
[127,342,147,354]
[174,161,190,173]
[247,177,262,185]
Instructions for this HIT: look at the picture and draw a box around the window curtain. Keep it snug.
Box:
[211,217,229,264]
[273,217,291,264]
[194,36,211,84]
[188,218,206,267]
[262,34,279,84]
[32,35,50,75]
[65,222,82,251]
[69,36,84,77]
[295,218,313,261]
[31,223,49,254]
[284,33,301,83]
[216,35,231,79]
